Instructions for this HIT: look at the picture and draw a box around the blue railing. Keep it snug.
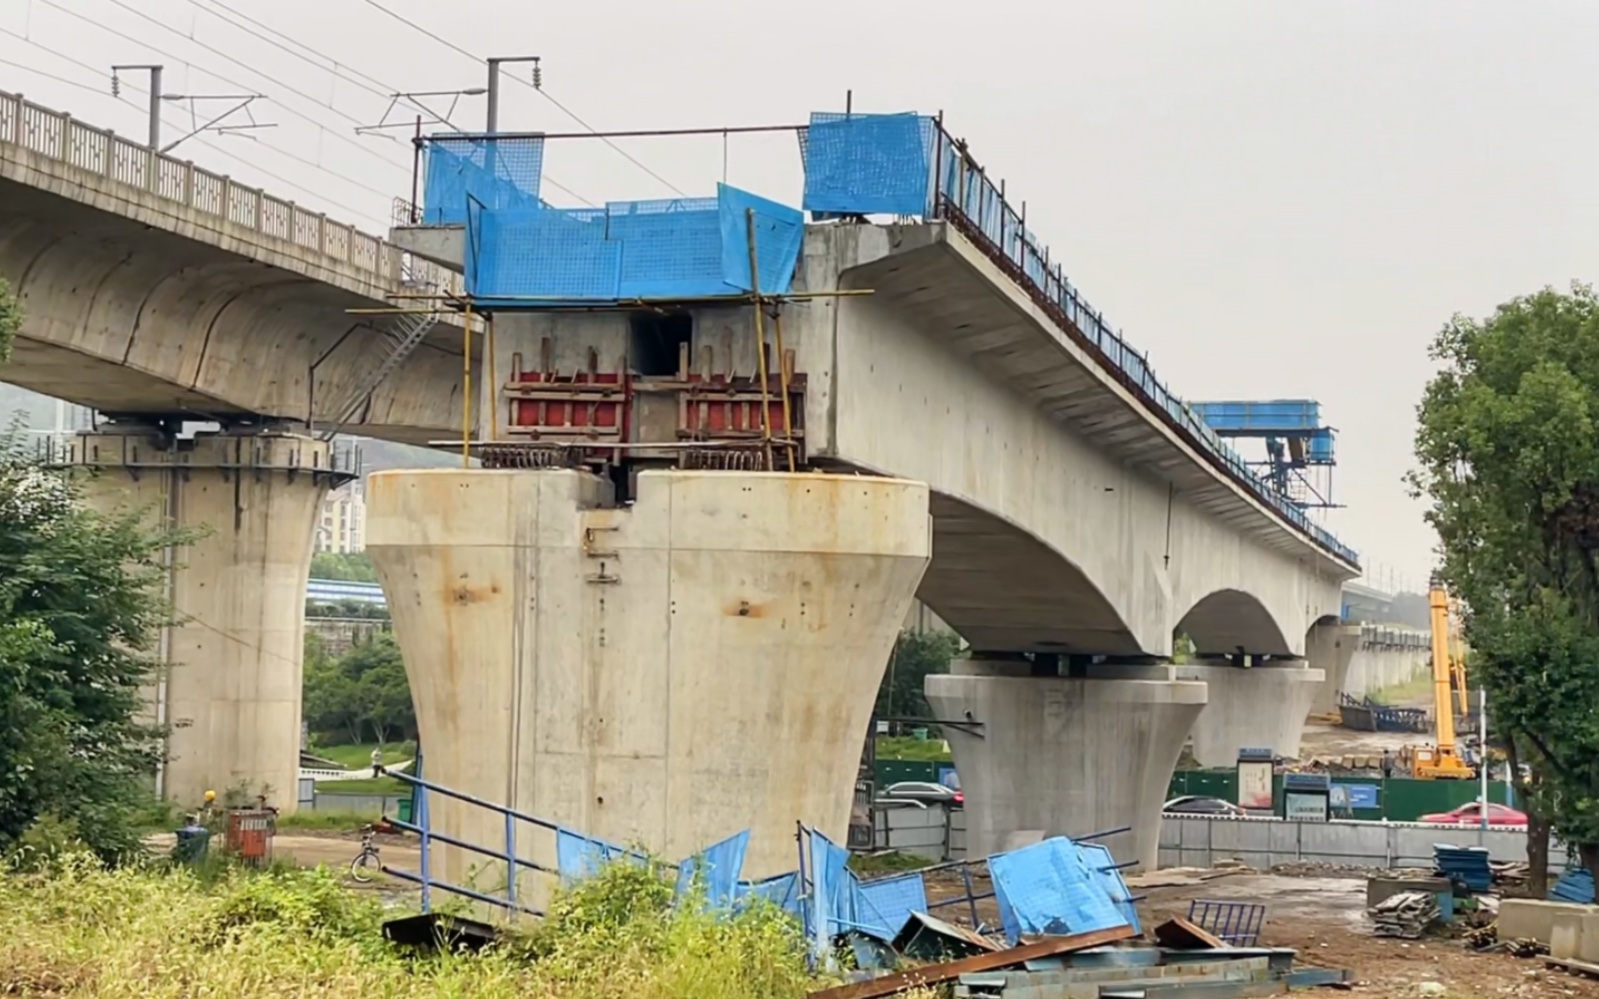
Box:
[924,122,1359,566]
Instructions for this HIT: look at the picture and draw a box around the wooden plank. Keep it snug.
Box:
[803,925,1138,999]
[1154,916,1227,950]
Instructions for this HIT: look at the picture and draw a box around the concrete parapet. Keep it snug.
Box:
[1177,664,1324,765]
[366,468,930,883]
[69,427,340,810]
[1499,899,1599,948]
[926,663,1206,870]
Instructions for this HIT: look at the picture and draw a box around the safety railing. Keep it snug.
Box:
[925,121,1358,566]
[0,87,459,299]
[381,768,557,916]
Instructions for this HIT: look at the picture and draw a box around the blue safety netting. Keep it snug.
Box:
[465,183,804,305]
[1078,842,1141,934]
[800,112,934,218]
[422,135,545,225]
[675,829,750,908]
[988,837,1132,944]
[854,871,927,941]
[555,826,632,883]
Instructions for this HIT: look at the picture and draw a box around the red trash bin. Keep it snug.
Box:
[226,809,276,866]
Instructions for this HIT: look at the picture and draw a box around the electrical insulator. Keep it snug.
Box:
[531,61,542,90]
[111,72,121,98]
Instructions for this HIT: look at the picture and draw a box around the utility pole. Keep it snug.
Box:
[111,63,163,149]
[484,56,541,134]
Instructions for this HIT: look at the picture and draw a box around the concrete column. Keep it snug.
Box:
[1307,621,1362,716]
[926,661,1205,871]
[69,427,338,811]
[366,468,930,882]
[1177,663,1325,767]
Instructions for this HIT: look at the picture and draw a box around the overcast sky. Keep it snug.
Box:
[7,0,1595,591]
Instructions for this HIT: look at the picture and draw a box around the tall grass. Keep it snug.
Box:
[0,853,833,999]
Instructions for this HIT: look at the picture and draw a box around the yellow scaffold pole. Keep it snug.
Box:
[744,208,776,473]
[461,299,474,467]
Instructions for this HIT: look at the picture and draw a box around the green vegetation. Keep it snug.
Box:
[848,850,933,876]
[875,735,953,763]
[314,777,409,796]
[303,631,416,746]
[874,630,962,722]
[0,275,19,362]
[310,550,378,582]
[0,420,186,860]
[1411,282,1599,890]
[0,852,832,999]
[1367,674,1434,708]
[308,742,414,770]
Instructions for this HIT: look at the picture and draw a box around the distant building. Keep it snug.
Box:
[315,480,367,553]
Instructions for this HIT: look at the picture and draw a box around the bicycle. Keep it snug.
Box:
[349,824,381,883]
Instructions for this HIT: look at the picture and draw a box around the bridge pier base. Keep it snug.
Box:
[68,425,342,812]
[365,468,930,884]
[1307,620,1362,716]
[1176,662,1325,766]
[926,661,1205,870]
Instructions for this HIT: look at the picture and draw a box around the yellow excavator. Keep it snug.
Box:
[1410,576,1478,780]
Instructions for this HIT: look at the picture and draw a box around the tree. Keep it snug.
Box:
[1411,283,1599,890]
[0,421,180,860]
[0,276,19,363]
[301,631,414,746]
[309,551,378,582]
[875,630,962,721]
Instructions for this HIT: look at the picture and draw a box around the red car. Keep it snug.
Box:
[1418,802,1528,827]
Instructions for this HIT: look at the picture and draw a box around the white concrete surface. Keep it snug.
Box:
[1307,622,1429,715]
[927,660,1206,870]
[1177,664,1325,765]
[366,468,931,883]
[71,427,333,810]
[1160,814,1561,872]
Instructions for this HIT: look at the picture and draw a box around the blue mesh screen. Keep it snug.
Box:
[718,183,804,294]
[610,198,724,299]
[423,135,545,225]
[854,872,927,941]
[801,112,933,218]
[555,826,630,883]
[674,829,749,908]
[988,837,1131,944]
[1079,843,1141,934]
[467,204,621,302]
[465,185,802,304]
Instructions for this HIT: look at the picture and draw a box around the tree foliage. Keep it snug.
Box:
[0,425,179,859]
[309,551,377,582]
[302,631,415,746]
[0,275,19,363]
[874,630,962,720]
[1411,282,1599,878]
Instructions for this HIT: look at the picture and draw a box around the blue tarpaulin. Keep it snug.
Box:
[675,829,751,908]
[988,837,1132,944]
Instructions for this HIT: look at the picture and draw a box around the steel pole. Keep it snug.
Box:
[485,58,502,133]
[1480,689,1489,829]
[148,65,162,150]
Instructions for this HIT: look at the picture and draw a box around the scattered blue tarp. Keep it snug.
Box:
[855,871,929,942]
[1434,843,1493,893]
[555,826,632,883]
[1551,868,1595,904]
[989,837,1133,945]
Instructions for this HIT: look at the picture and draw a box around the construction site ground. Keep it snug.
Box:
[150,829,1594,997]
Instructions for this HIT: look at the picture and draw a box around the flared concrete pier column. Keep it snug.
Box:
[68,426,339,810]
[926,662,1205,870]
[1177,663,1325,766]
[367,468,930,880]
[1307,621,1362,716]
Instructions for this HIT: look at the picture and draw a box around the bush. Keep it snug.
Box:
[0,852,828,999]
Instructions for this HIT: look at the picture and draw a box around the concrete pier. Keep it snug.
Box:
[926,661,1205,870]
[366,468,931,882]
[1177,663,1325,766]
[1306,620,1362,716]
[69,427,337,810]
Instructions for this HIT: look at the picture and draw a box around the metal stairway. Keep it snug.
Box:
[318,310,438,441]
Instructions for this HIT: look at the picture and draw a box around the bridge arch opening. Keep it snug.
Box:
[1175,588,1293,658]
[916,491,1143,656]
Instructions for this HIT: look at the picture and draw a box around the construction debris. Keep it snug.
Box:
[1370,890,1442,939]
[1153,915,1227,950]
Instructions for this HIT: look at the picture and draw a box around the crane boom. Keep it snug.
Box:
[1414,576,1476,779]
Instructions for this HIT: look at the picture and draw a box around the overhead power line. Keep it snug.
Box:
[355,0,691,197]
